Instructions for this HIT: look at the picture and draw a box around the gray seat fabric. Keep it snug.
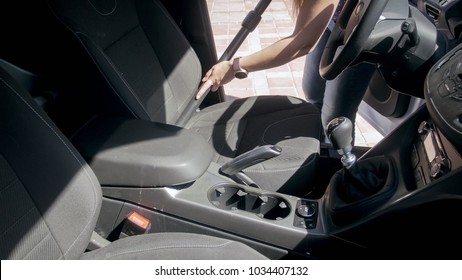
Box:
[47,0,321,196]
[82,232,264,260]
[0,66,266,260]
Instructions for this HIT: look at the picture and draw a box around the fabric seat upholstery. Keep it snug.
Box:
[0,66,267,260]
[47,0,322,195]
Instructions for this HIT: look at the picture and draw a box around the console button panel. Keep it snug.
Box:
[293,200,318,229]
[412,120,451,188]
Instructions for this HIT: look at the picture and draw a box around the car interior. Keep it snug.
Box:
[1,0,462,259]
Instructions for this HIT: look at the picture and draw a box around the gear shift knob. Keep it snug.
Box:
[327,117,356,168]
[327,117,353,151]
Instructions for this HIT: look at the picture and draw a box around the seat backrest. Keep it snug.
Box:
[48,0,202,125]
[0,66,102,259]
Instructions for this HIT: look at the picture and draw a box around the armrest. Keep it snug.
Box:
[72,117,213,187]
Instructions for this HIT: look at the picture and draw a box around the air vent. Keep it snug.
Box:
[425,4,440,23]
[438,0,448,6]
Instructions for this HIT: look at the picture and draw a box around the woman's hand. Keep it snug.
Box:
[195,60,235,99]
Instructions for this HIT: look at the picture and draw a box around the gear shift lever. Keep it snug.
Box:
[326,117,356,169]
[325,118,396,226]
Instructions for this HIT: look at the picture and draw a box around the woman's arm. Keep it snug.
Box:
[241,0,337,71]
[196,0,338,99]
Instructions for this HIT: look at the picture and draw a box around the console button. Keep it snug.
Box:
[418,121,431,135]
[438,83,451,97]
[294,200,318,229]
[445,79,457,93]
[430,158,450,180]
[297,204,316,218]
[439,79,457,98]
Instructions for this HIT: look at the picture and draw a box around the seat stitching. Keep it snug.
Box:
[232,118,247,158]
[77,32,152,120]
[0,206,36,239]
[260,113,321,145]
[258,116,319,173]
[102,24,140,53]
[150,92,175,124]
[102,241,235,259]
[1,78,100,258]
[22,232,55,260]
[0,176,18,195]
[87,0,117,16]
[147,0,202,116]
[243,152,318,173]
[190,119,240,162]
[189,102,318,164]
[186,99,250,127]
[215,120,239,163]
[45,4,145,120]
[69,115,98,140]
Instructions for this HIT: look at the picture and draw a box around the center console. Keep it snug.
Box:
[78,43,462,259]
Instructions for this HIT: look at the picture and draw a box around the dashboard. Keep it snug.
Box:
[416,0,462,40]
[425,42,462,151]
[407,41,462,190]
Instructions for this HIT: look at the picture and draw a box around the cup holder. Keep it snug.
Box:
[208,184,291,220]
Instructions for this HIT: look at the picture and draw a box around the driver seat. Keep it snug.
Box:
[47,0,322,196]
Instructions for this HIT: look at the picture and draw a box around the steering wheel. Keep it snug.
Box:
[320,0,389,80]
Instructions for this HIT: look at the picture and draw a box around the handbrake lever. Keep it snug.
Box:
[220,145,282,186]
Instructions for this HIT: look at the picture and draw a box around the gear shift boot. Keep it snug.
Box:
[326,156,397,226]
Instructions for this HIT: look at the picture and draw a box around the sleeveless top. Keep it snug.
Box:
[333,0,346,23]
